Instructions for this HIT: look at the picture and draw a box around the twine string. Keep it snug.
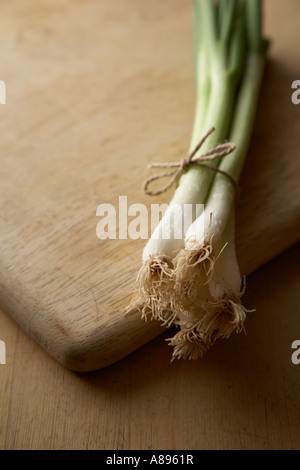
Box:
[143,127,239,196]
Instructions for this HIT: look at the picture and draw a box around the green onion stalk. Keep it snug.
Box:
[127,0,269,360]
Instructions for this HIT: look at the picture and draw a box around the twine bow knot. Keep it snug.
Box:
[143,127,238,196]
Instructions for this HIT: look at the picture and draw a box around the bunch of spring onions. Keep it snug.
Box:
[126,0,269,360]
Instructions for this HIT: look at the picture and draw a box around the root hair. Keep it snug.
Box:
[199,294,250,344]
[167,324,210,361]
[173,242,215,309]
[126,255,177,327]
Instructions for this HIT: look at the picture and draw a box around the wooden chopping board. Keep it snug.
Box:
[0,0,299,372]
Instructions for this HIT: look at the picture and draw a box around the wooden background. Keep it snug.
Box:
[0,244,299,449]
[0,0,300,450]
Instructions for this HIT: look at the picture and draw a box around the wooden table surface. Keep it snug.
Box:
[0,0,300,450]
[0,243,299,450]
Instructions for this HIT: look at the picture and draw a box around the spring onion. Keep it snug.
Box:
[127,0,269,360]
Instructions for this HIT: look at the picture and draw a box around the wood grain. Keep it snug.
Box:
[0,243,299,450]
[0,0,299,372]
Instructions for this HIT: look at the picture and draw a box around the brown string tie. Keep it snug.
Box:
[143,127,239,196]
